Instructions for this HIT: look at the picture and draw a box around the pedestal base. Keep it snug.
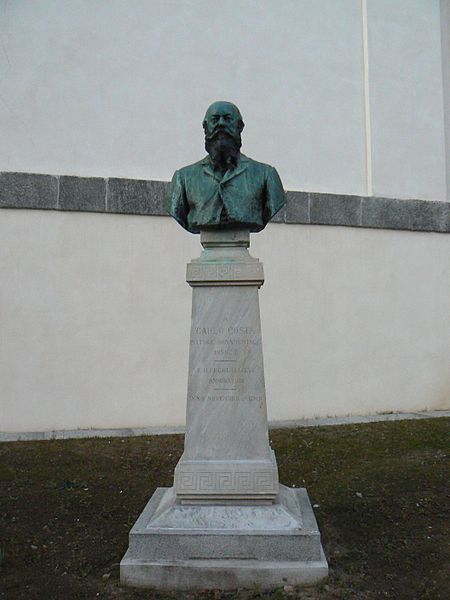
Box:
[120,554,328,590]
[120,231,328,590]
[174,450,279,502]
[120,485,328,590]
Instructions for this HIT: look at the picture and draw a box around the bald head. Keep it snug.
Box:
[203,101,244,140]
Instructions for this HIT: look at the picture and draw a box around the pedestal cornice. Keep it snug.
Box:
[186,229,264,287]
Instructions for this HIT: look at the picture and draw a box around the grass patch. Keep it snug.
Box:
[0,418,448,599]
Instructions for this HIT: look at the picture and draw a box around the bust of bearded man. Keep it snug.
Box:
[166,101,286,234]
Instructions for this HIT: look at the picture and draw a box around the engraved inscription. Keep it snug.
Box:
[190,394,263,402]
[189,315,264,402]
[187,262,264,282]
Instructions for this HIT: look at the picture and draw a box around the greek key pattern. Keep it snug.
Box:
[187,262,263,282]
[176,470,276,493]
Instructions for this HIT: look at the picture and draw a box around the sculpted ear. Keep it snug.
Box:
[203,119,208,133]
[238,119,244,134]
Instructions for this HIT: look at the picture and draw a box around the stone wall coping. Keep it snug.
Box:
[1,171,449,233]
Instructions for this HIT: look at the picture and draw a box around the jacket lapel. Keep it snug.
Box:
[201,155,249,185]
[201,157,221,182]
[221,154,249,185]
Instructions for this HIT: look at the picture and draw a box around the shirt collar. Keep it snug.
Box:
[201,153,249,183]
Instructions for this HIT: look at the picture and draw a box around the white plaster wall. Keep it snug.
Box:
[0,0,447,200]
[1,210,449,433]
[0,0,366,194]
[367,0,447,200]
[441,0,450,201]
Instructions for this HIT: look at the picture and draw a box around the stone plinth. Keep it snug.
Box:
[120,230,328,589]
[175,230,277,503]
[120,485,327,589]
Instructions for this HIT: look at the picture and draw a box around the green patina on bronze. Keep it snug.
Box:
[166,101,286,233]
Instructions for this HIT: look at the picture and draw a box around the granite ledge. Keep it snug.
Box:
[1,171,448,233]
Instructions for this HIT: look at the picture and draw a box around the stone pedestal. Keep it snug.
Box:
[120,230,328,590]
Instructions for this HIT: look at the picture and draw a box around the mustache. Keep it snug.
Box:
[205,127,238,141]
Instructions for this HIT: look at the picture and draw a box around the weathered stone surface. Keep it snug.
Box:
[409,199,450,232]
[310,193,361,227]
[121,553,328,590]
[1,170,449,233]
[107,178,168,215]
[175,231,278,501]
[186,261,264,285]
[285,191,309,224]
[361,196,411,230]
[120,229,328,589]
[0,172,58,209]
[175,456,278,500]
[120,486,328,589]
[59,175,106,212]
[181,291,268,461]
[186,230,264,287]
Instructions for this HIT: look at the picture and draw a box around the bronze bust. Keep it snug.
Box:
[167,101,286,233]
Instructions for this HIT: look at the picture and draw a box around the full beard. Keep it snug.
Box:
[205,131,241,173]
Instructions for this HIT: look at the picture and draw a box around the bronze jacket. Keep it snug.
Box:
[166,154,286,233]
